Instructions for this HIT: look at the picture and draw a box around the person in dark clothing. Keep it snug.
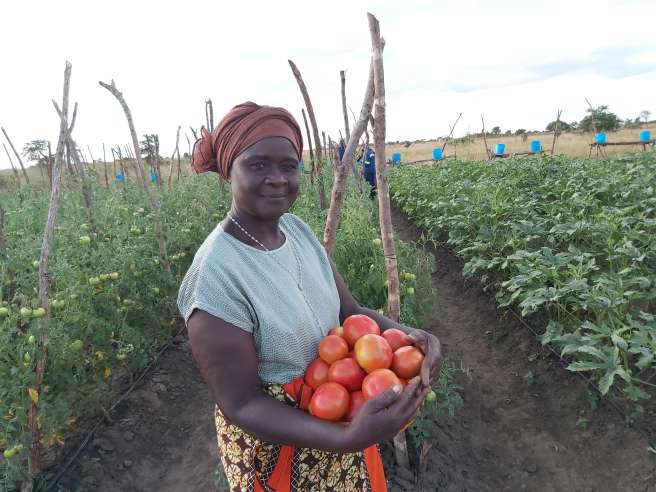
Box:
[363,146,376,197]
[338,139,346,160]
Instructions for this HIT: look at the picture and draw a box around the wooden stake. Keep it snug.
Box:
[168,125,181,190]
[102,143,109,187]
[550,109,562,156]
[481,116,491,160]
[301,108,315,170]
[368,12,409,471]
[47,141,53,190]
[324,51,377,256]
[99,79,171,273]
[441,112,462,153]
[340,70,351,141]
[2,143,21,188]
[1,127,30,184]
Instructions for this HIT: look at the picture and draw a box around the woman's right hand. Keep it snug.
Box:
[344,376,430,452]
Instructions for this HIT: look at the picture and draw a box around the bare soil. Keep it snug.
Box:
[51,209,656,492]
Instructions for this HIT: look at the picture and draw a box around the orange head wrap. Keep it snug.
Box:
[191,101,303,180]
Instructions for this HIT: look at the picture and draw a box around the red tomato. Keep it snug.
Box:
[362,369,401,401]
[305,358,330,390]
[392,346,424,379]
[343,390,365,422]
[343,314,381,347]
[354,334,393,373]
[309,382,349,421]
[328,358,366,392]
[328,326,344,338]
[382,328,410,352]
[319,335,349,364]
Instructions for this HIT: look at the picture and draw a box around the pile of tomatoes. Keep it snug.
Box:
[304,314,425,422]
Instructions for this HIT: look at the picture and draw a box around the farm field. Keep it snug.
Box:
[390,152,656,407]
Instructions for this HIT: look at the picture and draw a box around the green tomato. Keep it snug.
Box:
[32,260,40,269]
[28,335,36,346]
[33,307,46,319]
[79,235,91,245]
[426,390,437,403]
[3,447,17,459]
[407,287,415,296]
[116,353,127,361]
[0,307,8,317]
[130,227,142,235]
[372,238,382,246]
[152,287,160,294]
[88,277,101,286]
[23,352,32,364]
[109,272,119,280]
[70,340,84,352]
[20,307,32,318]
[80,223,89,230]
[99,274,110,281]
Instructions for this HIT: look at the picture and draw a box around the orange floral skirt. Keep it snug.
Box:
[214,378,387,491]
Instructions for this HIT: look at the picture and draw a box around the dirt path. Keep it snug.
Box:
[53,210,655,492]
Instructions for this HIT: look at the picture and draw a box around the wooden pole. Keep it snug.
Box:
[99,79,171,273]
[550,109,562,156]
[340,70,351,141]
[102,143,109,187]
[301,108,315,171]
[288,59,327,209]
[441,112,462,153]
[168,125,181,190]
[1,127,30,184]
[324,51,377,256]
[2,143,21,188]
[25,61,72,491]
[481,116,491,160]
[47,141,53,190]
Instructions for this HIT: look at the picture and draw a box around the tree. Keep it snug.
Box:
[139,134,160,168]
[579,105,621,132]
[639,110,651,123]
[515,129,527,136]
[22,139,49,163]
[546,120,572,132]
[491,126,501,135]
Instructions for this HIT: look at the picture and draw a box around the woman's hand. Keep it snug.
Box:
[406,329,442,388]
[344,377,429,452]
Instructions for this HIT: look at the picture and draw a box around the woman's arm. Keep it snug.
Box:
[187,309,426,453]
[328,258,443,387]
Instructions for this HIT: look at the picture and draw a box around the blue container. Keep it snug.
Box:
[392,152,401,164]
[432,148,443,160]
[115,174,125,183]
[530,140,542,153]
[640,130,651,142]
[595,132,607,144]
[150,172,159,183]
[494,143,506,156]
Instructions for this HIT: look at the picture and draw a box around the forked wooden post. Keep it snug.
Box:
[550,109,562,156]
[481,116,491,160]
[99,79,171,273]
[367,12,409,471]
[441,112,462,153]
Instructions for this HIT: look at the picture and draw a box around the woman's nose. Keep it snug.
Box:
[264,168,287,186]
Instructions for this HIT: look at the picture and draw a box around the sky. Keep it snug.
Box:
[1,0,655,169]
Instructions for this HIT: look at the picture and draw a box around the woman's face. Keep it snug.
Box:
[229,136,301,221]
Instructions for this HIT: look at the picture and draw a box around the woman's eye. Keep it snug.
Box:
[251,162,266,169]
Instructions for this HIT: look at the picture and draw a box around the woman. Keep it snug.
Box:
[178,102,442,491]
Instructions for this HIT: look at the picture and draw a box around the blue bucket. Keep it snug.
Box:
[150,172,159,183]
[392,152,401,164]
[530,140,542,153]
[115,174,125,183]
[432,148,443,160]
[595,132,607,144]
[494,143,506,156]
[640,130,651,142]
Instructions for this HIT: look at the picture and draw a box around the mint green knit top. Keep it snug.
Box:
[177,213,341,384]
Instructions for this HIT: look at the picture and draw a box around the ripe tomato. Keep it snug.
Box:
[392,346,424,379]
[354,334,393,373]
[328,326,344,338]
[328,358,366,392]
[382,328,410,352]
[343,314,380,347]
[362,369,401,401]
[309,382,349,421]
[344,390,365,422]
[305,358,330,390]
[319,335,349,364]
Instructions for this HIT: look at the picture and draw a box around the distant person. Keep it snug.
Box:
[338,139,346,160]
[363,146,376,196]
[179,101,441,491]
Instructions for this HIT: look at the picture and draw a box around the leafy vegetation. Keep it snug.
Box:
[390,153,656,404]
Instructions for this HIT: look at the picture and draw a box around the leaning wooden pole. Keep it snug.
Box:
[481,116,491,160]
[2,143,21,188]
[301,108,315,173]
[288,59,327,209]
[99,79,171,274]
[24,61,71,491]
[1,127,30,184]
[368,12,409,471]
[324,53,376,256]
[550,109,562,156]
[441,112,463,153]
[340,70,351,141]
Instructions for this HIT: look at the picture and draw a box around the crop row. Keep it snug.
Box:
[390,153,656,405]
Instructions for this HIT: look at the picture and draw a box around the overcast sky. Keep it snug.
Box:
[1,0,655,169]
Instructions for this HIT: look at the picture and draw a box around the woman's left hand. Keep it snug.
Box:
[406,329,442,388]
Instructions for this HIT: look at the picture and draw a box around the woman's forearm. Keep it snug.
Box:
[226,392,360,453]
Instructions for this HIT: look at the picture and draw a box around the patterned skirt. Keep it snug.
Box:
[214,378,387,491]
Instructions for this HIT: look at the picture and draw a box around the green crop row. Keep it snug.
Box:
[390,153,656,405]
[0,168,448,489]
